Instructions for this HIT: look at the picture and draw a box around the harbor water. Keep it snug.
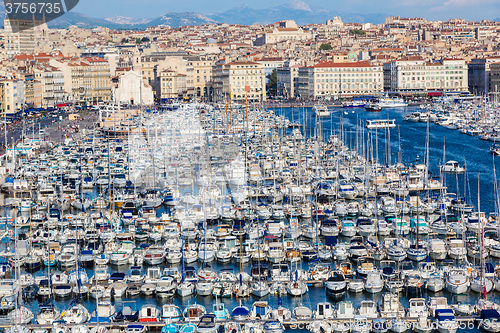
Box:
[2,103,500,333]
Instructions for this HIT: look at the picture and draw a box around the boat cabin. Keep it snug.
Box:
[315,302,334,319]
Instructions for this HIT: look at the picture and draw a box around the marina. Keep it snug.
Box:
[1,97,500,333]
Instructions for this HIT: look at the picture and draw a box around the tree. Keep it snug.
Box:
[135,38,142,44]
[319,43,333,51]
[141,37,150,42]
[349,29,366,35]
[120,38,128,43]
[266,68,277,96]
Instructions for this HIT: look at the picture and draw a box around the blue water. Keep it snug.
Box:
[273,105,500,214]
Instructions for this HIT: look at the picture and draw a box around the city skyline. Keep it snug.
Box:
[71,0,500,23]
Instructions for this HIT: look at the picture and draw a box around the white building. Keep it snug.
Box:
[113,71,154,105]
[384,56,468,92]
[297,61,383,99]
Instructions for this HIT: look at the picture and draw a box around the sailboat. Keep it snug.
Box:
[471,175,493,294]
[7,219,34,325]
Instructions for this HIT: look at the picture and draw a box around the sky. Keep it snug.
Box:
[71,0,500,21]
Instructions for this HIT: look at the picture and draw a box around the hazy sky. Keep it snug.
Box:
[72,0,500,21]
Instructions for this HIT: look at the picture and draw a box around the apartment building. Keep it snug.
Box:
[213,61,266,102]
[490,63,500,95]
[277,65,300,98]
[4,18,36,57]
[16,72,34,107]
[255,21,312,46]
[50,57,112,105]
[297,61,383,100]
[159,70,187,100]
[84,57,112,104]
[0,78,25,115]
[384,57,468,92]
[33,65,64,108]
[318,17,343,39]
[468,57,500,95]
[185,56,216,99]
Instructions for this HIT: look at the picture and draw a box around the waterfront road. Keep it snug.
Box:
[0,110,99,156]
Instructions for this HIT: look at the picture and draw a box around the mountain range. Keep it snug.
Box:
[41,0,386,29]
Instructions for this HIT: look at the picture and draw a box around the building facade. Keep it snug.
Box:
[468,57,500,95]
[186,56,216,99]
[50,57,112,106]
[113,71,154,105]
[0,78,25,115]
[4,18,36,57]
[490,63,500,97]
[33,65,64,108]
[297,61,383,99]
[277,65,300,98]
[384,57,468,92]
[213,61,266,102]
[159,70,187,100]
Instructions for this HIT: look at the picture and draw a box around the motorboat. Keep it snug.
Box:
[183,304,206,322]
[161,304,183,322]
[231,304,249,321]
[435,309,458,333]
[249,301,272,320]
[138,305,160,322]
[313,104,330,117]
[89,301,116,323]
[445,269,469,294]
[263,320,284,333]
[115,306,139,322]
[198,314,220,333]
[325,274,346,294]
[440,161,465,174]
[365,272,384,294]
[314,302,334,320]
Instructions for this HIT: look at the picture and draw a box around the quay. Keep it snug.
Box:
[0,316,477,329]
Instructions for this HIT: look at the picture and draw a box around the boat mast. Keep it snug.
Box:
[478,173,485,299]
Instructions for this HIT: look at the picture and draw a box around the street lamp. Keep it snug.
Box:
[0,82,6,157]
[11,137,14,171]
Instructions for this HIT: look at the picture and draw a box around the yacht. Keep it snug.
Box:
[325,274,346,294]
[435,309,458,333]
[89,301,116,323]
[440,161,465,173]
[313,104,330,117]
[445,269,469,294]
[364,271,384,294]
[429,239,447,260]
[249,301,272,320]
[359,300,378,319]
[162,304,183,322]
[447,239,466,260]
[375,95,408,108]
[314,302,335,320]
